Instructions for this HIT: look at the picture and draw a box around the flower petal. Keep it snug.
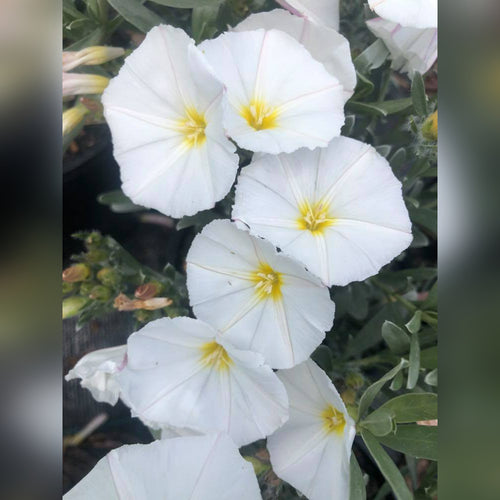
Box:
[199,29,345,154]
[367,18,437,77]
[64,433,261,499]
[187,220,335,368]
[367,0,437,29]
[234,9,355,102]
[118,316,288,446]
[102,25,238,218]
[65,345,127,405]
[268,360,356,500]
[233,137,412,286]
[276,0,340,31]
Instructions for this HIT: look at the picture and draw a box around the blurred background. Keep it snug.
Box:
[0,0,499,498]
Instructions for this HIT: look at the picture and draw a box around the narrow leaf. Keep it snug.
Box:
[346,98,413,117]
[349,453,366,500]
[382,321,410,355]
[411,72,428,116]
[107,0,163,33]
[369,393,437,423]
[405,310,422,334]
[361,429,413,500]
[407,331,421,389]
[358,359,406,418]
[360,408,396,437]
[149,0,223,7]
[354,39,389,73]
[425,368,438,386]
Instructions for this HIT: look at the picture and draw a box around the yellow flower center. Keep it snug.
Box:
[199,341,232,372]
[321,405,346,435]
[297,200,335,235]
[179,107,207,148]
[251,263,282,301]
[241,99,279,131]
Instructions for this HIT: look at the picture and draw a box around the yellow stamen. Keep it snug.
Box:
[179,107,207,148]
[199,341,232,372]
[321,405,346,435]
[241,99,279,131]
[251,263,282,301]
[297,200,335,235]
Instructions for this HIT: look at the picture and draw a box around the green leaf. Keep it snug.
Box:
[191,4,220,42]
[65,26,107,50]
[361,429,413,500]
[407,331,421,389]
[411,72,428,116]
[107,0,163,33]
[349,454,366,500]
[354,39,389,73]
[425,368,438,386]
[375,145,392,158]
[346,98,413,117]
[420,346,438,369]
[378,424,438,461]
[421,282,437,310]
[149,0,223,7]
[405,310,422,334]
[382,321,410,355]
[353,71,375,100]
[390,370,404,391]
[342,114,356,136]
[370,393,437,423]
[358,359,406,418]
[360,408,396,437]
[97,190,144,213]
[409,207,437,236]
[390,147,406,169]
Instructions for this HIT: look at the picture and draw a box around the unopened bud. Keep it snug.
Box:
[79,281,95,297]
[114,293,172,311]
[134,309,153,323]
[89,285,112,301]
[63,103,89,136]
[63,296,88,319]
[97,268,120,287]
[345,372,365,390]
[134,281,162,300]
[422,110,438,141]
[63,263,91,283]
[63,72,110,97]
[62,46,125,72]
[86,249,108,264]
[85,231,103,248]
[63,282,75,294]
[341,388,357,406]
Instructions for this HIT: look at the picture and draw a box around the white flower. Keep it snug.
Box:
[64,433,261,499]
[65,345,127,405]
[102,25,238,218]
[276,0,340,31]
[232,136,412,287]
[367,0,437,29]
[186,220,335,369]
[63,72,109,97]
[233,9,356,103]
[117,316,288,446]
[62,46,125,72]
[199,29,345,154]
[267,359,356,500]
[367,18,437,77]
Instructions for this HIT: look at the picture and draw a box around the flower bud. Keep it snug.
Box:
[62,103,89,136]
[85,231,103,248]
[63,296,88,319]
[422,110,438,141]
[79,281,95,297]
[63,72,110,97]
[89,285,112,302]
[345,372,365,390]
[63,263,91,283]
[97,268,120,287]
[134,281,163,300]
[86,249,108,264]
[63,281,75,294]
[134,309,153,323]
[62,46,125,72]
[341,388,357,406]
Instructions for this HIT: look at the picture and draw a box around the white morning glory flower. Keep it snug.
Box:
[367,0,437,29]
[367,18,437,77]
[267,359,356,500]
[102,25,238,218]
[65,345,127,405]
[233,9,356,103]
[276,0,340,31]
[186,220,335,369]
[232,136,412,287]
[199,29,345,154]
[64,433,261,500]
[117,316,288,447]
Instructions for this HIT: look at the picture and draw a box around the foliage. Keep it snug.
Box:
[63,1,438,499]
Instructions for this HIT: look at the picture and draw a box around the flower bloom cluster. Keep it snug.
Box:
[367,0,438,76]
[65,2,425,498]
